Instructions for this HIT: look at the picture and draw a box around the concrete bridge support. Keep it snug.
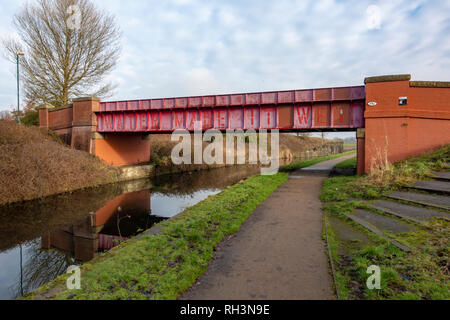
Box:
[91,132,151,166]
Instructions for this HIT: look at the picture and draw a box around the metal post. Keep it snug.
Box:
[16,54,20,124]
[16,52,24,124]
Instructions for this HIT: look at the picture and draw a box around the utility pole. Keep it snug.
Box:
[16,52,25,124]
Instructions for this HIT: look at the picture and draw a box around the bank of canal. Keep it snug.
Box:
[2,152,353,300]
[1,161,293,300]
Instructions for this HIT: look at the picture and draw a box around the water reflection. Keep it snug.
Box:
[13,240,74,299]
[0,162,292,300]
[0,183,159,299]
[40,187,166,262]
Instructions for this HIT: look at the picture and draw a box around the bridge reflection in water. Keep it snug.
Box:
[0,162,297,300]
[40,187,164,262]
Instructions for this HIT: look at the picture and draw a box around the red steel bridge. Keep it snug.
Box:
[95,86,366,132]
[39,74,450,173]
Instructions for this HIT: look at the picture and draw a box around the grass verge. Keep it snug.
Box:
[321,145,450,299]
[280,151,355,172]
[334,157,356,169]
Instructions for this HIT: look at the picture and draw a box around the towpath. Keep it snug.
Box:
[181,154,356,300]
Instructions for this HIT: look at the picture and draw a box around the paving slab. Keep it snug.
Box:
[431,171,450,182]
[387,191,450,210]
[370,200,449,223]
[328,216,370,244]
[410,181,450,194]
[342,213,412,252]
[353,209,416,233]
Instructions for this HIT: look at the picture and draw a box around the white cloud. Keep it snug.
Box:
[0,0,448,115]
[218,7,242,27]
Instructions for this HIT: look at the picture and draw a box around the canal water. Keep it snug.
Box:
[0,162,296,300]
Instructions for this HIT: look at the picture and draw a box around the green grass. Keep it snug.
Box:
[321,145,450,300]
[323,215,352,299]
[322,145,449,203]
[342,220,450,300]
[334,157,357,169]
[280,151,356,172]
[321,175,381,202]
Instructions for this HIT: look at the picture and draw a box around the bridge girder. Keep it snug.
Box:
[95,86,366,132]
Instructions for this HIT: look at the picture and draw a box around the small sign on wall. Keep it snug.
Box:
[399,97,408,105]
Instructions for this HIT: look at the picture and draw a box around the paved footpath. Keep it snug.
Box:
[181,154,356,300]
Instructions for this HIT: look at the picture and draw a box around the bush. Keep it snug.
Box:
[21,109,39,127]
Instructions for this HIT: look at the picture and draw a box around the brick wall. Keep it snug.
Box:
[364,76,450,172]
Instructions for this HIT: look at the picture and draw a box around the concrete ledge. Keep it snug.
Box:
[118,178,153,194]
[37,104,55,110]
[72,97,100,102]
[364,74,411,84]
[72,122,96,127]
[92,132,106,139]
[410,81,450,88]
[118,164,154,181]
[48,104,73,112]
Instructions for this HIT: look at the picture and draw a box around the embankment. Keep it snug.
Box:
[0,120,120,206]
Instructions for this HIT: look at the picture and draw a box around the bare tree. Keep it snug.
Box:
[3,0,121,108]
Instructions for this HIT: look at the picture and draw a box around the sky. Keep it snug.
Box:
[0,0,449,138]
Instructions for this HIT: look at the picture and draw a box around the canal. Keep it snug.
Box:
[0,162,295,300]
